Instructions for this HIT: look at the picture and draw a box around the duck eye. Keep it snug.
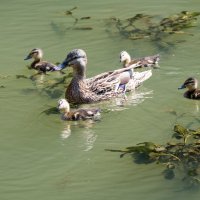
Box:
[32,51,38,54]
[67,56,86,63]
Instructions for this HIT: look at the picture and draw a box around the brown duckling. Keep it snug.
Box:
[24,48,57,73]
[120,51,160,68]
[55,49,152,104]
[178,77,200,99]
[58,99,101,120]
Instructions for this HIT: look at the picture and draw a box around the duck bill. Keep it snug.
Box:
[178,84,186,90]
[54,60,69,71]
[24,54,32,60]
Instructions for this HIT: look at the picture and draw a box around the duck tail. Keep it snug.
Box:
[153,54,160,63]
[132,70,152,88]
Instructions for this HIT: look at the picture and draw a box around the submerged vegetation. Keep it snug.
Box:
[106,11,200,51]
[106,123,200,187]
[106,11,200,39]
[63,6,92,29]
[50,6,93,35]
[51,8,200,52]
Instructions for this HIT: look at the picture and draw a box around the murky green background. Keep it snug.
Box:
[1,0,200,199]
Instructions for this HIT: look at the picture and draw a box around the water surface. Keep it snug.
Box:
[1,0,200,199]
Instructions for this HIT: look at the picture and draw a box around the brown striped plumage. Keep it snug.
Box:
[66,77,97,104]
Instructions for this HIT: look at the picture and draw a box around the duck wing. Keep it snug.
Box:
[76,108,100,120]
[86,63,140,94]
[35,61,57,73]
[126,70,152,91]
[133,54,160,68]
[185,89,200,99]
[86,63,139,84]
[140,54,160,62]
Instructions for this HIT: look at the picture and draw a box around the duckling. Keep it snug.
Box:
[120,51,160,68]
[58,98,100,120]
[178,77,200,99]
[24,48,57,73]
[55,49,152,104]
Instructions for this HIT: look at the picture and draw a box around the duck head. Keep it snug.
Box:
[58,98,70,113]
[24,48,43,61]
[58,49,87,70]
[178,77,198,91]
[120,51,131,66]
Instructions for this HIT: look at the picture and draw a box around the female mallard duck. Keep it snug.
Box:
[24,48,57,73]
[58,98,100,120]
[120,51,160,68]
[178,77,200,99]
[56,49,152,104]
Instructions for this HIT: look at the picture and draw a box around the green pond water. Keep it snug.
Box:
[1,0,200,199]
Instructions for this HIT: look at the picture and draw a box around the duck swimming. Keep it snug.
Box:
[56,49,152,104]
[24,48,57,73]
[178,77,200,99]
[58,98,100,120]
[120,51,160,68]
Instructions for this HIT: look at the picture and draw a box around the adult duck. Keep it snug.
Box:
[56,49,152,104]
[24,48,57,73]
[120,51,160,68]
[58,98,100,120]
[178,77,200,99]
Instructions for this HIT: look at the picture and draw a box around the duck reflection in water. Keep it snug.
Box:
[58,98,100,150]
[23,48,67,98]
[60,117,98,151]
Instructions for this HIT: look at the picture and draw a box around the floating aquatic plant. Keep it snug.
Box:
[52,9,200,51]
[106,123,200,187]
[106,11,200,51]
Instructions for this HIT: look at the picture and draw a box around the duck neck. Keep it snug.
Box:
[187,85,197,92]
[188,88,197,93]
[62,113,69,121]
[73,63,86,80]
[31,59,41,68]
[123,59,130,67]
[63,108,70,118]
